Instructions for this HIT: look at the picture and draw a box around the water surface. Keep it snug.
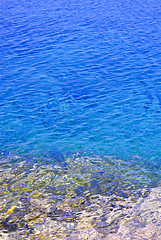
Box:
[1,0,161,238]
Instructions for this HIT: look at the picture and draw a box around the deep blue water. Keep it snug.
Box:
[1,0,161,168]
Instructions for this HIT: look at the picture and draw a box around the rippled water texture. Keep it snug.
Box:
[1,0,161,159]
[1,0,161,238]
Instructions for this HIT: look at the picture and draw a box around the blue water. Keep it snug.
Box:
[1,0,161,165]
[1,0,161,238]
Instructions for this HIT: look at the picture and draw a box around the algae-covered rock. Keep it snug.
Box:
[0,153,160,239]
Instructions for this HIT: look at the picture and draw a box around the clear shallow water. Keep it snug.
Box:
[0,153,158,239]
[1,0,161,238]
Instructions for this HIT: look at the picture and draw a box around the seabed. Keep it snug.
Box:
[0,153,161,239]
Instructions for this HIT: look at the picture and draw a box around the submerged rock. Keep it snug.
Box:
[106,187,161,240]
[0,153,160,239]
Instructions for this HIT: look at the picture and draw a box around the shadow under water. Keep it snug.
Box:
[0,152,161,239]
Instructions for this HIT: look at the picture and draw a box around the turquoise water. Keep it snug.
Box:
[1,0,161,161]
[1,0,161,238]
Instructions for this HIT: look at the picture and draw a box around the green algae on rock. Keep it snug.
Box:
[0,153,159,239]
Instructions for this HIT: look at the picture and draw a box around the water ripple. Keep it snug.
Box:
[1,0,161,177]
